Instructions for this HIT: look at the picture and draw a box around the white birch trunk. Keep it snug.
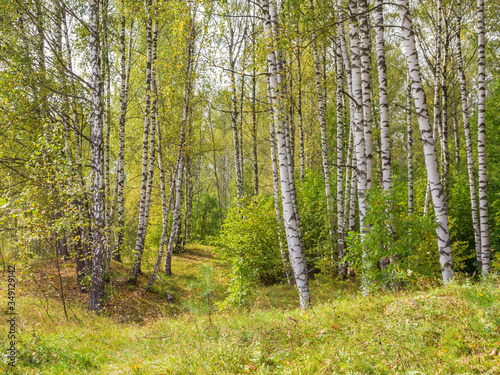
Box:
[336,39,346,277]
[440,20,450,206]
[116,10,134,262]
[252,20,258,196]
[102,0,112,262]
[344,132,354,234]
[165,149,184,276]
[338,5,355,134]
[347,0,367,198]
[399,0,454,283]
[261,0,309,309]
[452,108,460,167]
[456,1,481,266]
[349,0,369,294]
[270,1,305,268]
[433,0,442,163]
[116,8,127,263]
[349,156,357,235]
[407,72,414,215]
[270,24,301,239]
[296,24,305,182]
[375,0,391,191]
[338,0,357,241]
[183,120,194,247]
[357,0,373,190]
[147,128,175,289]
[228,23,244,205]
[267,77,294,285]
[130,0,153,282]
[426,0,442,220]
[165,10,196,276]
[477,0,490,274]
[141,13,158,256]
[309,0,335,260]
[88,0,106,311]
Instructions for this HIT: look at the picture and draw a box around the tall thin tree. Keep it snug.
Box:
[116,6,134,262]
[456,0,481,267]
[398,0,454,283]
[130,0,154,283]
[88,0,106,312]
[477,0,490,274]
[260,0,309,309]
[375,0,391,191]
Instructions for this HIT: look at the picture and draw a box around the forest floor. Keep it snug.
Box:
[1,244,500,374]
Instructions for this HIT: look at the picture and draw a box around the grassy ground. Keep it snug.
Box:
[2,245,500,374]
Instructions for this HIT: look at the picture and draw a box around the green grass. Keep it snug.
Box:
[2,246,500,374]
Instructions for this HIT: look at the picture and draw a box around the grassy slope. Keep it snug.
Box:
[2,245,500,374]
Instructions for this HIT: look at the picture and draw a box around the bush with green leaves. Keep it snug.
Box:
[448,168,480,273]
[346,188,441,290]
[215,195,284,306]
[296,172,329,251]
[192,193,222,244]
[485,80,500,267]
[296,170,330,272]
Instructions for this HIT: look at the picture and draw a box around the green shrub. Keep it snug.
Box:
[215,195,284,306]
[346,188,441,290]
[296,170,331,275]
[192,193,221,243]
[448,169,479,273]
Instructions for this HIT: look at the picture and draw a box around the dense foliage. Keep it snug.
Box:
[1,0,500,310]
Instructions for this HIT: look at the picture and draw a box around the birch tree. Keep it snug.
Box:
[335,39,346,277]
[88,0,106,312]
[140,9,159,255]
[477,0,490,274]
[130,0,154,283]
[116,5,134,262]
[407,73,414,215]
[267,78,294,285]
[375,0,391,191]
[456,0,481,266]
[440,18,450,207]
[260,0,309,309]
[349,0,369,292]
[309,0,335,262]
[147,124,175,288]
[165,7,196,276]
[398,0,454,283]
[251,17,259,196]
[226,19,245,206]
[296,22,305,182]
[357,0,373,190]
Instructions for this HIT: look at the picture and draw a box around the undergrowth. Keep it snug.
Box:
[1,246,500,374]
